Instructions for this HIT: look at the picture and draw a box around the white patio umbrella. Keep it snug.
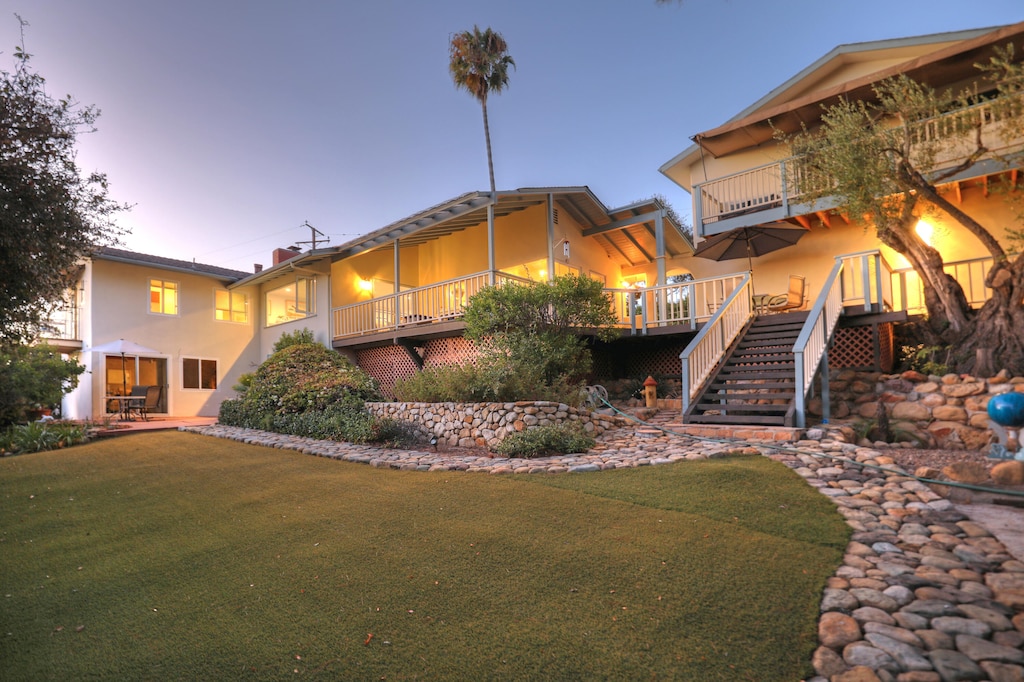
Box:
[81,339,162,398]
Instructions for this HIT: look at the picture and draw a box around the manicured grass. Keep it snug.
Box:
[0,432,849,680]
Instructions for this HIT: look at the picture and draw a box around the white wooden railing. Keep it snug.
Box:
[335,270,748,340]
[694,96,1023,230]
[606,274,745,334]
[332,271,531,339]
[891,254,1007,314]
[792,250,894,427]
[679,274,754,412]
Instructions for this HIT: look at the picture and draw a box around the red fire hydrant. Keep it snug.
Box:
[643,375,658,409]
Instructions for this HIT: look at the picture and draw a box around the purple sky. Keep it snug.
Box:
[6,1,1022,273]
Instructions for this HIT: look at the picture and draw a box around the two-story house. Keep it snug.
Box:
[44,23,1023,428]
[658,21,1024,427]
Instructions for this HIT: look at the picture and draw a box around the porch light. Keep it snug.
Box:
[357,278,373,293]
[914,220,934,245]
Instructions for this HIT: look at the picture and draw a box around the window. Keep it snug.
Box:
[266,277,316,326]
[215,289,248,323]
[150,279,178,315]
[182,357,217,390]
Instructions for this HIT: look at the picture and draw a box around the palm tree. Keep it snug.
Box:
[448,26,515,193]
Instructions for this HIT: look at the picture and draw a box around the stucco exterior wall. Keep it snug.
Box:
[72,258,262,419]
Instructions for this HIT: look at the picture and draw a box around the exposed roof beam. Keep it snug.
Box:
[582,210,662,237]
[623,230,653,262]
[601,234,637,267]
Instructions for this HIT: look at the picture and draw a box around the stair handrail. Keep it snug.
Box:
[792,257,846,428]
[680,274,753,413]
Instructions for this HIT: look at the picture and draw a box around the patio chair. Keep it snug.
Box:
[768,275,807,313]
[140,385,162,421]
[125,385,148,420]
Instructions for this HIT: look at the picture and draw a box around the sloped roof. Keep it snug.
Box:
[94,247,251,282]
[332,187,692,268]
[694,21,1024,158]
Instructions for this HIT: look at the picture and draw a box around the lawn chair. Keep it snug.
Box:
[125,385,148,421]
[768,275,807,313]
[140,385,162,421]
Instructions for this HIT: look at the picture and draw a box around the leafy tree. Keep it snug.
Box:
[782,46,1024,374]
[463,273,618,391]
[448,25,515,193]
[0,17,125,347]
[0,343,84,426]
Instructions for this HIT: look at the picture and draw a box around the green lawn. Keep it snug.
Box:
[0,431,848,680]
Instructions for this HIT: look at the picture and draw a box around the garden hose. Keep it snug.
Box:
[597,397,1024,500]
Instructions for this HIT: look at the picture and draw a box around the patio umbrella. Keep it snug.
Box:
[81,339,162,398]
[692,222,809,272]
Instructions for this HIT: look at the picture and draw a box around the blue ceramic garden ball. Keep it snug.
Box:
[987,392,1024,427]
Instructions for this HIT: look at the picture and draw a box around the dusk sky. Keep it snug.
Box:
[5,1,1022,274]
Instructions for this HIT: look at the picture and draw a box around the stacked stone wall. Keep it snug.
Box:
[814,369,1024,450]
[365,401,623,449]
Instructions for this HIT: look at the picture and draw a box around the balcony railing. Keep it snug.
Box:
[40,303,81,341]
[332,271,531,340]
[333,271,748,341]
[605,274,746,334]
[891,254,1004,315]
[694,97,1022,231]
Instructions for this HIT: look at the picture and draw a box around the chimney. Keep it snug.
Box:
[254,264,263,273]
[272,247,302,266]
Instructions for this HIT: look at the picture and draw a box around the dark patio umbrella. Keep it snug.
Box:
[692,223,808,271]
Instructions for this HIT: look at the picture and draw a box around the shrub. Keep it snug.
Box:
[492,422,595,459]
[393,357,585,406]
[0,420,88,455]
[273,328,317,353]
[218,342,409,445]
[0,343,85,427]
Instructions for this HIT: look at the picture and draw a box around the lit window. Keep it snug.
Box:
[215,289,249,323]
[266,277,316,327]
[182,357,217,390]
[150,279,178,315]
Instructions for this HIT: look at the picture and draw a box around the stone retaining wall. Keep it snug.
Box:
[813,369,1024,450]
[365,401,623,449]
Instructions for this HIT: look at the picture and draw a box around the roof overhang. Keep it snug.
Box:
[93,247,250,283]
[692,21,1024,159]
[331,187,693,269]
[230,249,336,288]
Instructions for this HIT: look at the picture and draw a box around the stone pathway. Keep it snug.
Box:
[183,420,1024,681]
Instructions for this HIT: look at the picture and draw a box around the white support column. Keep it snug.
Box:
[546,193,555,282]
[487,201,495,285]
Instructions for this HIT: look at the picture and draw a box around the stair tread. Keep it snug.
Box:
[686,414,786,425]
[695,404,790,413]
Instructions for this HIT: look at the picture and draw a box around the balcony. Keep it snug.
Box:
[331,271,748,344]
[693,97,1023,236]
[38,301,82,352]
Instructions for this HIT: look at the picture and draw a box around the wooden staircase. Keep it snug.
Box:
[684,311,808,427]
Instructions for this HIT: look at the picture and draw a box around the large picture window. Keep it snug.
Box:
[266,277,316,326]
[150,279,178,315]
[182,357,217,390]
[215,289,248,323]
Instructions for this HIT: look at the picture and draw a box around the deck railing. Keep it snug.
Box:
[694,97,1022,230]
[679,274,754,412]
[606,274,745,334]
[332,271,531,340]
[40,302,81,341]
[891,254,1006,314]
[792,250,894,427]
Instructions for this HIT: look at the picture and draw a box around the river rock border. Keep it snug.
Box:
[365,400,624,449]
